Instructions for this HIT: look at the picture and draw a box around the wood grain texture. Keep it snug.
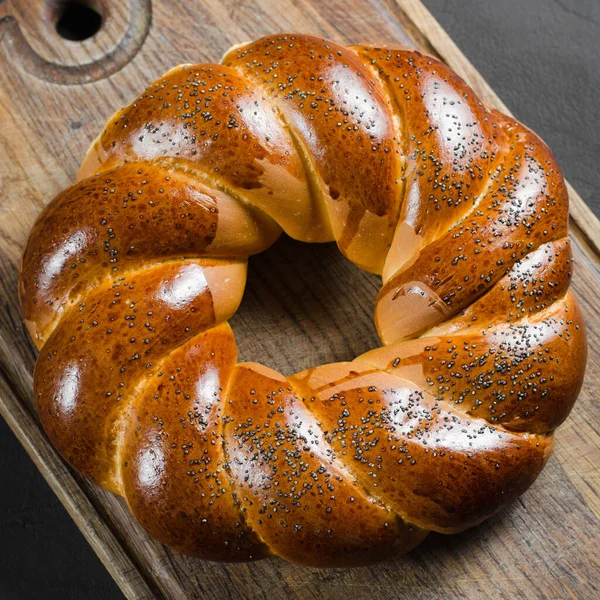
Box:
[0,0,151,84]
[0,0,598,598]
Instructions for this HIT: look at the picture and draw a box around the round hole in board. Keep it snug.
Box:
[55,0,102,41]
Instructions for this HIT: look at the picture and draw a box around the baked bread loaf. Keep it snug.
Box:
[19,34,587,567]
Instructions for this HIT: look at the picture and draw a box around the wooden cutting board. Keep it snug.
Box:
[1,1,598,598]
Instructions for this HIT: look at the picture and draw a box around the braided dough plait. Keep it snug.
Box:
[19,34,587,567]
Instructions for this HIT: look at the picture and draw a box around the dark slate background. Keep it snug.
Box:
[1,1,598,598]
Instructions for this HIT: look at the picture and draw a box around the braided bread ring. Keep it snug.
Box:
[19,34,587,567]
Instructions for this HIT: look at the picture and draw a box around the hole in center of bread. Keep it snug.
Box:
[230,236,381,375]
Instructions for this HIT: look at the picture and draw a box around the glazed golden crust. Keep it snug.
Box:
[355,47,506,282]
[121,324,268,561]
[223,37,403,273]
[20,162,278,346]
[375,111,569,343]
[290,363,551,532]
[224,362,426,567]
[19,34,586,567]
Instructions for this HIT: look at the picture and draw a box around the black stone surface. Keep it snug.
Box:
[1,1,598,598]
